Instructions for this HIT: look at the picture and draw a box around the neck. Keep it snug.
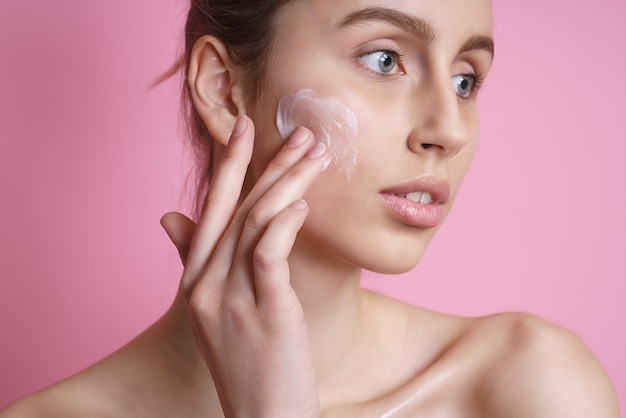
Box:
[158,237,369,389]
[288,237,366,379]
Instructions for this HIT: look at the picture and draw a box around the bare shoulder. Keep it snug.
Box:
[0,382,112,418]
[0,320,219,418]
[1,395,53,418]
[0,329,153,418]
[472,312,620,418]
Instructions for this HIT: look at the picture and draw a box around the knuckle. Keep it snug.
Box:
[253,246,283,274]
[202,192,222,212]
[200,181,230,211]
[188,288,211,316]
[231,210,247,226]
[187,280,221,320]
[267,154,293,172]
[231,200,254,226]
[179,274,195,302]
[246,204,274,230]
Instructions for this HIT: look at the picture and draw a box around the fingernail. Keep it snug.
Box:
[322,156,332,171]
[231,115,247,138]
[287,127,308,147]
[290,199,308,210]
[306,141,327,159]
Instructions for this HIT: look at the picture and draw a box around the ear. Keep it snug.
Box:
[188,35,247,145]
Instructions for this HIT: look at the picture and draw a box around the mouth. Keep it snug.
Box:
[382,176,451,205]
[380,176,451,228]
[392,191,435,205]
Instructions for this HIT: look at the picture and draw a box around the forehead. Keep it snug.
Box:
[278,0,493,42]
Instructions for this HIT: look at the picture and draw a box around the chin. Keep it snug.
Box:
[360,254,424,275]
[297,218,437,274]
[351,238,431,275]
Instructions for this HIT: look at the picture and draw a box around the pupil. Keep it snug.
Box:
[460,78,469,91]
[380,53,392,69]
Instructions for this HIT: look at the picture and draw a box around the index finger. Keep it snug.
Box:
[183,115,254,279]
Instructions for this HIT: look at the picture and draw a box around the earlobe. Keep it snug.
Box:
[188,36,245,145]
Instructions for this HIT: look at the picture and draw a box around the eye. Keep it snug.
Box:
[360,50,401,74]
[451,74,476,98]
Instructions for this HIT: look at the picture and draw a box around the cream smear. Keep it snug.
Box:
[276,89,358,179]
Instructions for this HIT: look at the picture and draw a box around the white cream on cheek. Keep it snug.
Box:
[276,89,358,179]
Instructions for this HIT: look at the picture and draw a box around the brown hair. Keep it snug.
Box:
[162,0,292,217]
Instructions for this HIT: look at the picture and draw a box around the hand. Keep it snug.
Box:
[160,115,330,418]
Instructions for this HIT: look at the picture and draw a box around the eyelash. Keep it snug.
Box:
[459,72,486,100]
[359,45,406,76]
[359,46,486,99]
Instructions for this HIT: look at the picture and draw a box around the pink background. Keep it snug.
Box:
[1,0,624,410]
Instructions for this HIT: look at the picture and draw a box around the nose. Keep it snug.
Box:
[407,77,469,159]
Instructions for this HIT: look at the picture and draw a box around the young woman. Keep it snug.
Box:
[1,0,619,416]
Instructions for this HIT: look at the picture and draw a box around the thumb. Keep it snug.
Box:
[160,211,196,266]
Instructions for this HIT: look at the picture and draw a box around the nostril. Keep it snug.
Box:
[421,143,433,149]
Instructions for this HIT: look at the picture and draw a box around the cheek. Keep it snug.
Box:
[448,127,479,200]
[276,89,358,179]
[458,114,480,170]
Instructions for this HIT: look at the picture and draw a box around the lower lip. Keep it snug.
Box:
[381,193,444,228]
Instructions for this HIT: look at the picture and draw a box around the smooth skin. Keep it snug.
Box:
[1,0,619,416]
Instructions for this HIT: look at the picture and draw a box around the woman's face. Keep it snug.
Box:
[248,0,494,273]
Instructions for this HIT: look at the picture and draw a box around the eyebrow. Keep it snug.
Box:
[338,7,495,60]
[459,35,495,61]
[338,7,438,43]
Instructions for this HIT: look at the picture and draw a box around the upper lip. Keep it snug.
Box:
[381,176,451,204]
